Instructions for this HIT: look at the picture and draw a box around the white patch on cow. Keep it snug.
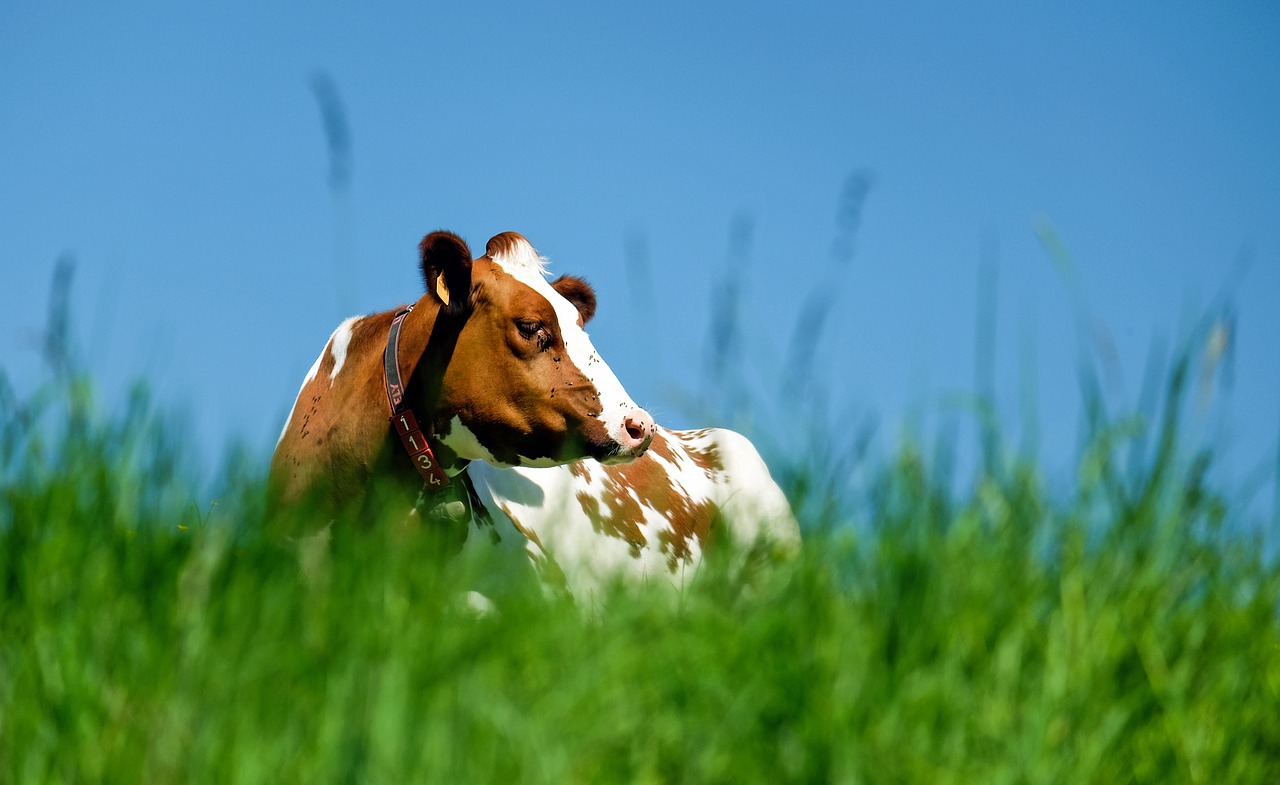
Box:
[469,460,670,600]
[466,427,801,604]
[327,316,360,380]
[438,415,499,467]
[491,241,549,277]
[511,454,565,469]
[440,386,561,469]
[302,346,325,386]
[488,237,640,453]
[275,322,348,448]
[696,429,801,554]
[275,414,294,450]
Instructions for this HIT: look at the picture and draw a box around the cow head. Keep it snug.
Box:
[418,230,655,468]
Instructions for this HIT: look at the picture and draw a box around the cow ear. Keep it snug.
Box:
[419,231,472,314]
[551,275,597,326]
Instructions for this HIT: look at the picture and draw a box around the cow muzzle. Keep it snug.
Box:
[600,407,656,464]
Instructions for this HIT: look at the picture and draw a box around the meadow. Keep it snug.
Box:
[2,298,1279,783]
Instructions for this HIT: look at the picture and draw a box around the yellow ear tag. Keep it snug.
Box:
[436,274,450,306]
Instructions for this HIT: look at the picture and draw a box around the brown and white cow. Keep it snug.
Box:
[270,230,655,528]
[465,426,802,601]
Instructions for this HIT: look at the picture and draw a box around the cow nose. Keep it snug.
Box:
[620,408,655,451]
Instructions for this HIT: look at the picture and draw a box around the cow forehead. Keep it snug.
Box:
[485,237,577,326]
[486,238,627,363]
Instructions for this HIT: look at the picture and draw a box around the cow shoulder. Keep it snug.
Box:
[271,311,397,513]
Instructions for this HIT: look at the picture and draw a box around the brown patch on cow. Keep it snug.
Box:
[581,449,719,572]
[687,444,723,480]
[576,491,644,558]
[316,346,337,379]
[569,461,594,482]
[498,503,544,549]
[648,431,677,464]
[670,430,723,480]
[484,231,532,260]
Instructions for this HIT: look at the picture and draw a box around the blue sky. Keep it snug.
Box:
[3,3,1278,510]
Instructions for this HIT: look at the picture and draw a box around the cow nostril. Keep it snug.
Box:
[621,409,655,447]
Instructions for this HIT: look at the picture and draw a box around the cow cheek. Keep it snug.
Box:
[500,360,602,460]
[549,374,613,452]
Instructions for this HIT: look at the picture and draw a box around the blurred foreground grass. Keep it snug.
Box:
[2,360,1279,784]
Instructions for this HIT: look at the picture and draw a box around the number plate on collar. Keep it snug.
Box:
[391,410,450,488]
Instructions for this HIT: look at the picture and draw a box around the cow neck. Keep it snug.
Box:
[383,302,464,490]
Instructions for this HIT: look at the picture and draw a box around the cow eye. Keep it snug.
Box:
[516,319,545,340]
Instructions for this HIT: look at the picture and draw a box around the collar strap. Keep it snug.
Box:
[384,306,451,489]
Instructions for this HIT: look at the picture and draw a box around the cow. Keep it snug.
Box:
[270,229,656,539]
[465,426,801,603]
[270,228,799,598]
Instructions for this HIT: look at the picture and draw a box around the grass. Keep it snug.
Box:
[2,337,1279,784]
[3,223,1279,782]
